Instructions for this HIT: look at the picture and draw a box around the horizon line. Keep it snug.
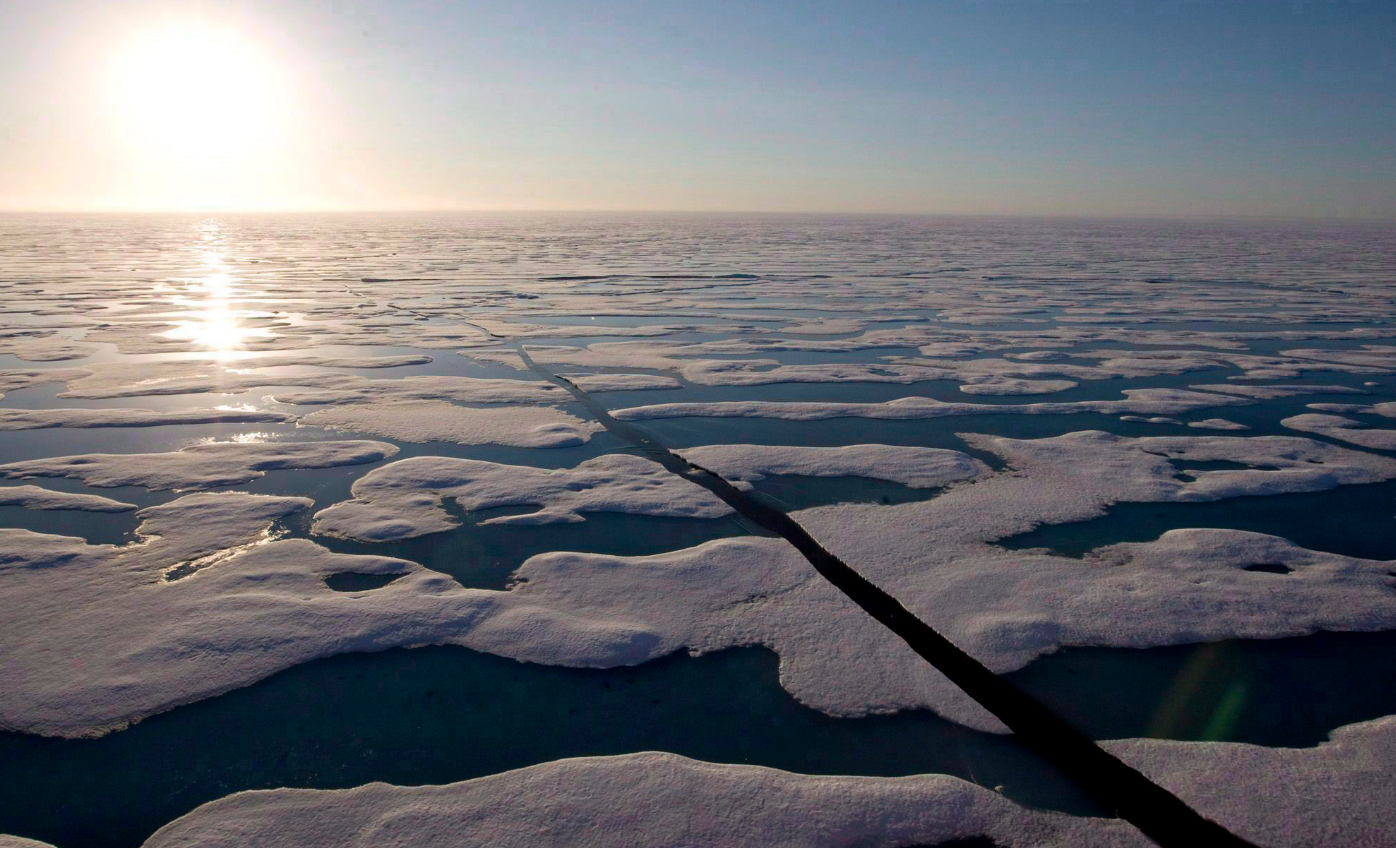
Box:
[1,207,1393,226]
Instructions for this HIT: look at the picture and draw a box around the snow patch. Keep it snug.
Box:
[0,441,398,491]
[677,444,988,490]
[1281,414,1396,451]
[312,454,731,541]
[0,485,135,512]
[301,401,601,448]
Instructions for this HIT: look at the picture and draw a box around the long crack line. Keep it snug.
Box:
[342,281,1258,848]
[512,341,1260,848]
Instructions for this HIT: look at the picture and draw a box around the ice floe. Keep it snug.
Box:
[1305,401,1396,419]
[1186,418,1251,430]
[493,524,1396,731]
[1279,345,1396,370]
[1281,413,1396,451]
[0,485,135,512]
[8,430,1390,736]
[7,215,1396,841]
[0,333,96,362]
[1190,383,1368,399]
[927,430,1396,539]
[312,454,731,540]
[1106,715,1396,847]
[300,401,601,448]
[0,440,398,491]
[461,336,1396,388]
[0,407,295,431]
[266,374,564,406]
[1,490,749,737]
[1119,416,1182,424]
[54,716,1391,848]
[611,388,1250,422]
[134,751,1136,848]
[0,355,436,400]
[560,373,684,392]
[676,444,988,490]
[957,376,1080,395]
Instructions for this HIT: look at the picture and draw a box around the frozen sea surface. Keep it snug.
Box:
[1,212,1395,847]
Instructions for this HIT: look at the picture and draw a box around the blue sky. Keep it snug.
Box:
[1,0,1392,217]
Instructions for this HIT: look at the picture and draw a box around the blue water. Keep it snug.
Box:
[2,212,1395,847]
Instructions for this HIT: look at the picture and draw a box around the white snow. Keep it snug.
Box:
[0,440,398,491]
[0,407,294,431]
[301,401,601,448]
[0,485,135,512]
[1190,383,1368,399]
[1306,401,1396,419]
[1187,418,1251,430]
[35,356,440,399]
[494,524,1396,731]
[137,752,1137,848]
[111,717,1396,848]
[0,489,743,737]
[611,389,1250,422]
[312,454,732,541]
[560,373,683,392]
[9,216,1396,843]
[677,444,988,489]
[958,376,1079,395]
[1278,346,1396,370]
[1106,716,1396,848]
[0,335,95,362]
[7,430,1390,737]
[267,374,564,406]
[1281,413,1396,450]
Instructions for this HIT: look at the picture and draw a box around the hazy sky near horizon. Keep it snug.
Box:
[1,0,1393,219]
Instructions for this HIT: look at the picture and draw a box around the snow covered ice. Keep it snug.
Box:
[3,213,1396,848]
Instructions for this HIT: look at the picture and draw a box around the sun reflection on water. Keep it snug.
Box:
[160,225,266,358]
[193,431,277,445]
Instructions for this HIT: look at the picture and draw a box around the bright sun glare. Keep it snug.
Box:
[159,224,269,357]
[108,22,285,161]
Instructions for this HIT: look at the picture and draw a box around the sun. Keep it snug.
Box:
[107,21,285,160]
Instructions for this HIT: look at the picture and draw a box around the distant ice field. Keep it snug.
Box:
[1,212,1395,847]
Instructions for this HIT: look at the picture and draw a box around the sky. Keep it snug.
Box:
[0,0,1393,219]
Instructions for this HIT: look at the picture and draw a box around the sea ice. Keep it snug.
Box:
[0,334,96,362]
[676,444,988,490]
[0,407,295,431]
[133,752,1136,848]
[311,454,731,540]
[266,374,564,406]
[610,389,1250,422]
[1190,383,1368,399]
[1281,413,1396,451]
[1187,418,1251,430]
[300,401,601,448]
[957,376,1080,395]
[496,525,1396,731]
[0,440,398,491]
[559,373,684,392]
[1,355,436,400]
[71,716,1396,848]
[0,485,135,512]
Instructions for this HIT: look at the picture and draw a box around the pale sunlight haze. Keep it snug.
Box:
[1,0,1393,216]
[107,22,284,158]
[98,19,298,210]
